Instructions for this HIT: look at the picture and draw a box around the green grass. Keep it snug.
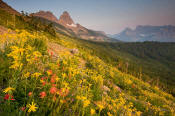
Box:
[53,36,175,96]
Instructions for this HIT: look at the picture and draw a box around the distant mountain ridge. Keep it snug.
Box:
[111,25,175,42]
[30,10,116,42]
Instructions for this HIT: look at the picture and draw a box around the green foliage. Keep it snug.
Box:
[0,8,56,36]
[54,35,175,96]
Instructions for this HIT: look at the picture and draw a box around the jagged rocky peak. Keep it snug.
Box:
[30,10,59,23]
[58,11,75,26]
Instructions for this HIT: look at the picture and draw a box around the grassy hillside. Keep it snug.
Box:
[0,9,175,116]
[71,40,175,96]
[0,29,175,116]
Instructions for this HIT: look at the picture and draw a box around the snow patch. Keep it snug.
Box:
[140,34,146,37]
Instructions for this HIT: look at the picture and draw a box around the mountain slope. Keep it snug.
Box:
[0,28,175,116]
[0,0,20,16]
[111,25,175,42]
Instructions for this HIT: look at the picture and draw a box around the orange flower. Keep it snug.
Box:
[40,91,46,98]
[50,87,57,94]
[47,70,53,76]
[50,77,55,83]
[132,84,135,88]
[28,92,32,96]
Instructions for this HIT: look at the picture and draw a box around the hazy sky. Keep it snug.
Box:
[4,0,175,34]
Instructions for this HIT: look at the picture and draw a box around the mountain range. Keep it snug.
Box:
[110,25,175,42]
[30,10,116,42]
[1,0,175,42]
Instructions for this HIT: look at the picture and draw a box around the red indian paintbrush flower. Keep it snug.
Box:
[40,91,46,98]
[28,92,32,96]
[50,77,55,83]
[42,81,46,86]
[4,94,15,100]
[50,87,57,94]
[4,94,10,100]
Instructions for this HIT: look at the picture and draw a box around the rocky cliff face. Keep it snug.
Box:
[58,11,75,26]
[0,0,20,15]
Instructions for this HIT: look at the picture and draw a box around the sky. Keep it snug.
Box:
[4,0,175,34]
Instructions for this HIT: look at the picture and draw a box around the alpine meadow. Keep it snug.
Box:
[0,0,175,116]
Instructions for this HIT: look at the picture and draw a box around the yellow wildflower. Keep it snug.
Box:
[62,73,66,78]
[91,109,95,115]
[32,72,42,78]
[81,96,86,100]
[96,102,104,111]
[27,102,38,112]
[3,87,15,93]
[33,51,42,58]
[76,95,81,100]
[55,76,60,82]
[107,112,113,116]
[23,72,30,78]
[83,100,90,108]
[136,111,142,116]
